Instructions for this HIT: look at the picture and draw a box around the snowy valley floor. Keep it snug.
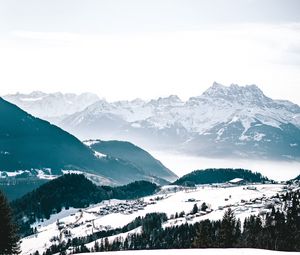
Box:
[21,183,295,254]
[81,248,299,255]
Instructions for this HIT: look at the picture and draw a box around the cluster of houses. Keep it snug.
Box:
[53,199,159,235]
[97,199,156,216]
[217,191,286,216]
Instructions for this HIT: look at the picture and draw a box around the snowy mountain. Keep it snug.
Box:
[0,98,177,199]
[59,83,300,160]
[3,91,99,123]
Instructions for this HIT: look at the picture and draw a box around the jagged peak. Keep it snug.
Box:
[204,82,262,94]
[112,98,146,107]
[150,95,182,105]
[212,81,226,89]
[201,82,268,104]
[84,99,112,113]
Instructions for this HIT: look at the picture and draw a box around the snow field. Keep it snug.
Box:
[21,184,286,255]
[81,248,299,255]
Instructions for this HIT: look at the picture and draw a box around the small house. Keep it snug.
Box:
[228,178,246,185]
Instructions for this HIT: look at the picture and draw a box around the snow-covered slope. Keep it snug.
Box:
[59,83,300,160]
[21,183,289,254]
[82,249,298,255]
[3,91,99,123]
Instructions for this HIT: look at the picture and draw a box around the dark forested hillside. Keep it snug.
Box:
[0,98,97,173]
[88,140,177,182]
[0,98,175,186]
[173,168,270,186]
[11,174,158,236]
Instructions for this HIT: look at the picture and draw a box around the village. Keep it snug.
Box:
[21,179,300,255]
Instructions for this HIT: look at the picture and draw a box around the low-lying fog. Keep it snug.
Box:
[151,151,300,182]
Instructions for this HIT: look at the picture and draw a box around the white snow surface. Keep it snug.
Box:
[61,170,117,186]
[0,169,57,179]
[82,248,297,255]
[0,169,116,186]
[21,184,286,255]
[94,151,106,158]
[83,140,102,146]
[35,169,58,180]
[0,170,29,177]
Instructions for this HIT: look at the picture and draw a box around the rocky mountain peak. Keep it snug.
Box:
[201,82,268,105]
[148,95,183,107]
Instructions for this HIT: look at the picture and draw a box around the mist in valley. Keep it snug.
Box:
[150,150,300,181]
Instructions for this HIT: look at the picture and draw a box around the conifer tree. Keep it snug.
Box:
[191,204,198,214]
[219,208,237,247]
[0,190,20,254]
[193,220,213,248]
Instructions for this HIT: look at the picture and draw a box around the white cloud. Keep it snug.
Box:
[0,23,300,104]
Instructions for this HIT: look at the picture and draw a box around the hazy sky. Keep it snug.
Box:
[1,0,300,103]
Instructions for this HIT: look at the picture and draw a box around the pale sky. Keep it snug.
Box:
[0,0,300,104]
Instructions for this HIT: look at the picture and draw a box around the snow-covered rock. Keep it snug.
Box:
[3,91,99,123]
[58,83,300,160]
[4,84,300,160]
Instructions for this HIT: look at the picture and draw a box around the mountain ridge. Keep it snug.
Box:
[3,91,100,123]
[3,83,300,160]
[0,97,176,188]
[58,83,300,160]
[85,139,177,182]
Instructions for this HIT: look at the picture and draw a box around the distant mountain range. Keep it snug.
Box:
[0,98,177,191]
[3,91,99,123]
[3,83,300,160]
